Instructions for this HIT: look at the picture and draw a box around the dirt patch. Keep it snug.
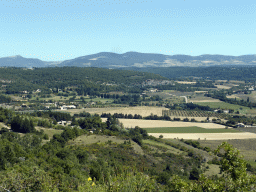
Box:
[149,132,256,140]
[0,122,10,129]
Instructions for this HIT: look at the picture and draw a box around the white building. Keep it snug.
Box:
[60,105,76,110]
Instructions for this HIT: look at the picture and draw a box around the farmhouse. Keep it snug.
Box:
[60,105,76,110]
[149,88,158,93]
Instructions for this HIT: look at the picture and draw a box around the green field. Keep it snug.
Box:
[195,101,251,114]
[143,127,238,133]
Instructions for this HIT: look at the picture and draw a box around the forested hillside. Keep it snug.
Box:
[0,67,166,94]
[131,66,256,81]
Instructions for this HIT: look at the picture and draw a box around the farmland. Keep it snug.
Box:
[162,109,229,119]
[142,127,238,133]
[149,132,256,140]
[102,118,228,129]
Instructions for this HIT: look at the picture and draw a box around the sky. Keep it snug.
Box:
[1,0,256,61]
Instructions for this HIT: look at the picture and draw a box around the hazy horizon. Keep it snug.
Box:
[1,0,256,61]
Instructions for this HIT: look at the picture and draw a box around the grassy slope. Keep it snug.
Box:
[143,139,183,155]
[68,135,144,154]
[199,139,256,162]
[143,127,238,133]
[35,127,63,139]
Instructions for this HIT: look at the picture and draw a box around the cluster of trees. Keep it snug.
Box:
[182,139,211,152]
[168,103,214,111]
[0,107,13,123]
[144,114,197,122]
[0,94,11,103]
[225,115,256,126]
[30,110,72,122]
[1,67,166,96]
[113,94,141,105]
[136,66,256,82]
[10,115,35,133]
[101,113,143,119]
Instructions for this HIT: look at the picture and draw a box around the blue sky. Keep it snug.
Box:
[1,0,256,61]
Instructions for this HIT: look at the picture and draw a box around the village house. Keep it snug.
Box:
[57,120,72,126]
[223,110,229,114]
[236,123,245,128]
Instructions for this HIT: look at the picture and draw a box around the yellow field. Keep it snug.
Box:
[149,132,256,140]
[215,85,232,89]
[175,81,196,84]
[226,95,239,99]
[101,118,227,129]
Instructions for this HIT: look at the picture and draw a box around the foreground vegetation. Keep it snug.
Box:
[0,105,256,191]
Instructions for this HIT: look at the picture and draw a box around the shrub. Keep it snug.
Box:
[43,134,49,140]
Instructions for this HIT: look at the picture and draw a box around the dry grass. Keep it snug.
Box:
[226,95,239,99]
[215,85,232,89]
[148,132,256,140]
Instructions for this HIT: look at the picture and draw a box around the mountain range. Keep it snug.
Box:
[1,52,256,68]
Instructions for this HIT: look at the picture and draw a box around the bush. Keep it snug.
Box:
[43,134,49,140]
[189,167,200,180]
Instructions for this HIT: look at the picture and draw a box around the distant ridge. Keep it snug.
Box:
[1,52,256,68]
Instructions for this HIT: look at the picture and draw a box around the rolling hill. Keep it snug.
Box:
[1,52,256,68]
